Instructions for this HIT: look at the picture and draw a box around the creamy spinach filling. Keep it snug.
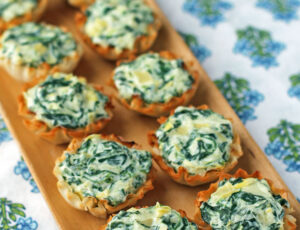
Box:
[24,73,109,129]
[106,203,198,230]
[0,0,37,22]
[113,53,194,104]
[0,22,78,67]
[58,134,152,206]
[155,106,233,175]
[84,0,154,53]
[200,177,289,230]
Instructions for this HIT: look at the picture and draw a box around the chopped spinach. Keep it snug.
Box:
[106,203,198,230]
[58,135,152,206]
[24,73,109,129]
[114,53,194,104]
[0,0,37,22]
[200,178,289,230]
[84,0,154,52]
[155,106,233,175]
[0,22,78,67]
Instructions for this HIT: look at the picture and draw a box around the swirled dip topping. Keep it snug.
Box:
[155,106,233,175]
[24,73,109,129]
[200,177,289,230]
[57,134,152,206]
[0,22,78,67]
[106,203,198,230]
[0,0,37,22]
[84,0,154,53]
[113,53,194,104]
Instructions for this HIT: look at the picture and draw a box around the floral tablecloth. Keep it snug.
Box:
[0,0,299,229]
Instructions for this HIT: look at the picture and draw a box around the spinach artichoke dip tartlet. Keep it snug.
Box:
[0,22,82,82]
[110,51,200,117]
[75,0,161,60]
[0,0,48,32]
[195,169,297,230]
[101,203,198,230]
[53,134,155,218]
[148,105,243,186]
[18,72,113,144]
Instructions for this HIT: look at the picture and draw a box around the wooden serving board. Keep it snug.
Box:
[0,0,299,229]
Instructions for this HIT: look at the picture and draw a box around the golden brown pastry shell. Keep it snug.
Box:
[148,104,243,186]
[194,168,297,230]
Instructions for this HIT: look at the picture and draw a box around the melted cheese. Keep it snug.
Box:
[113,53,194,104]
[24,72,109,129]
[210,178,272,203]
[105,203,198,230]
[0,22,78,67]
[0,0,37,22]
[156,106,233,175]
[84,0,154,53]
[57,134,152,206]
[200,178,289,230]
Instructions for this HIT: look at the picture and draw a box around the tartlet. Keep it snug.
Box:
[75,0,161,60]
[148,105,243,186]
[194,169,297,230]
[0,22,82,82]
[0,0,48,33]
[110,51,200,117]
[67,0,94,8]
[53,134,155,218]
[100,203,198,230]
[18,72,113,144]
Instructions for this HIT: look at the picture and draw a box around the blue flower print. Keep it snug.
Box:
[0,198,38,229]
[288,73,300,100]
[234,26,285,69]
[288,86,300,100]
[14,161,31,181]
[265,140,291,159]
[243,90,265,106]
[16,217,38,230]
[0,116,12,143]
[14,158,39,193]
[257,0,300,22]
[179,32,211,62]
[265,120,300,173]
[236,108,256,124]
[183,0,232,27]
[214,73,264,124]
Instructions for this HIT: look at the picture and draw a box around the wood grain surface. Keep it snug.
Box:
[0,0,298,229]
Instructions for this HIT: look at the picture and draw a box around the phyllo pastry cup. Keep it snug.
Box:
[0,0,48,33]
[53,134,155,218]
[75,0,161,60]
[194,168,296,230]
[148,105,243,186]
[109,51,200,117]
[18,72,113,144]
[100,203,198,230]
[67,0,94,8]
[0,22,82,82]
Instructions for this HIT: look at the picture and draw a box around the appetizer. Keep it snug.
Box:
[0,22,82,82]
[148,105,243,186]
[75,0,161,60]
[101,203,198,230]
[53,134,155,218]
[18,72,113,144]
[110,51,199,116]
[195,169,296,230]
[0,0,47,32]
